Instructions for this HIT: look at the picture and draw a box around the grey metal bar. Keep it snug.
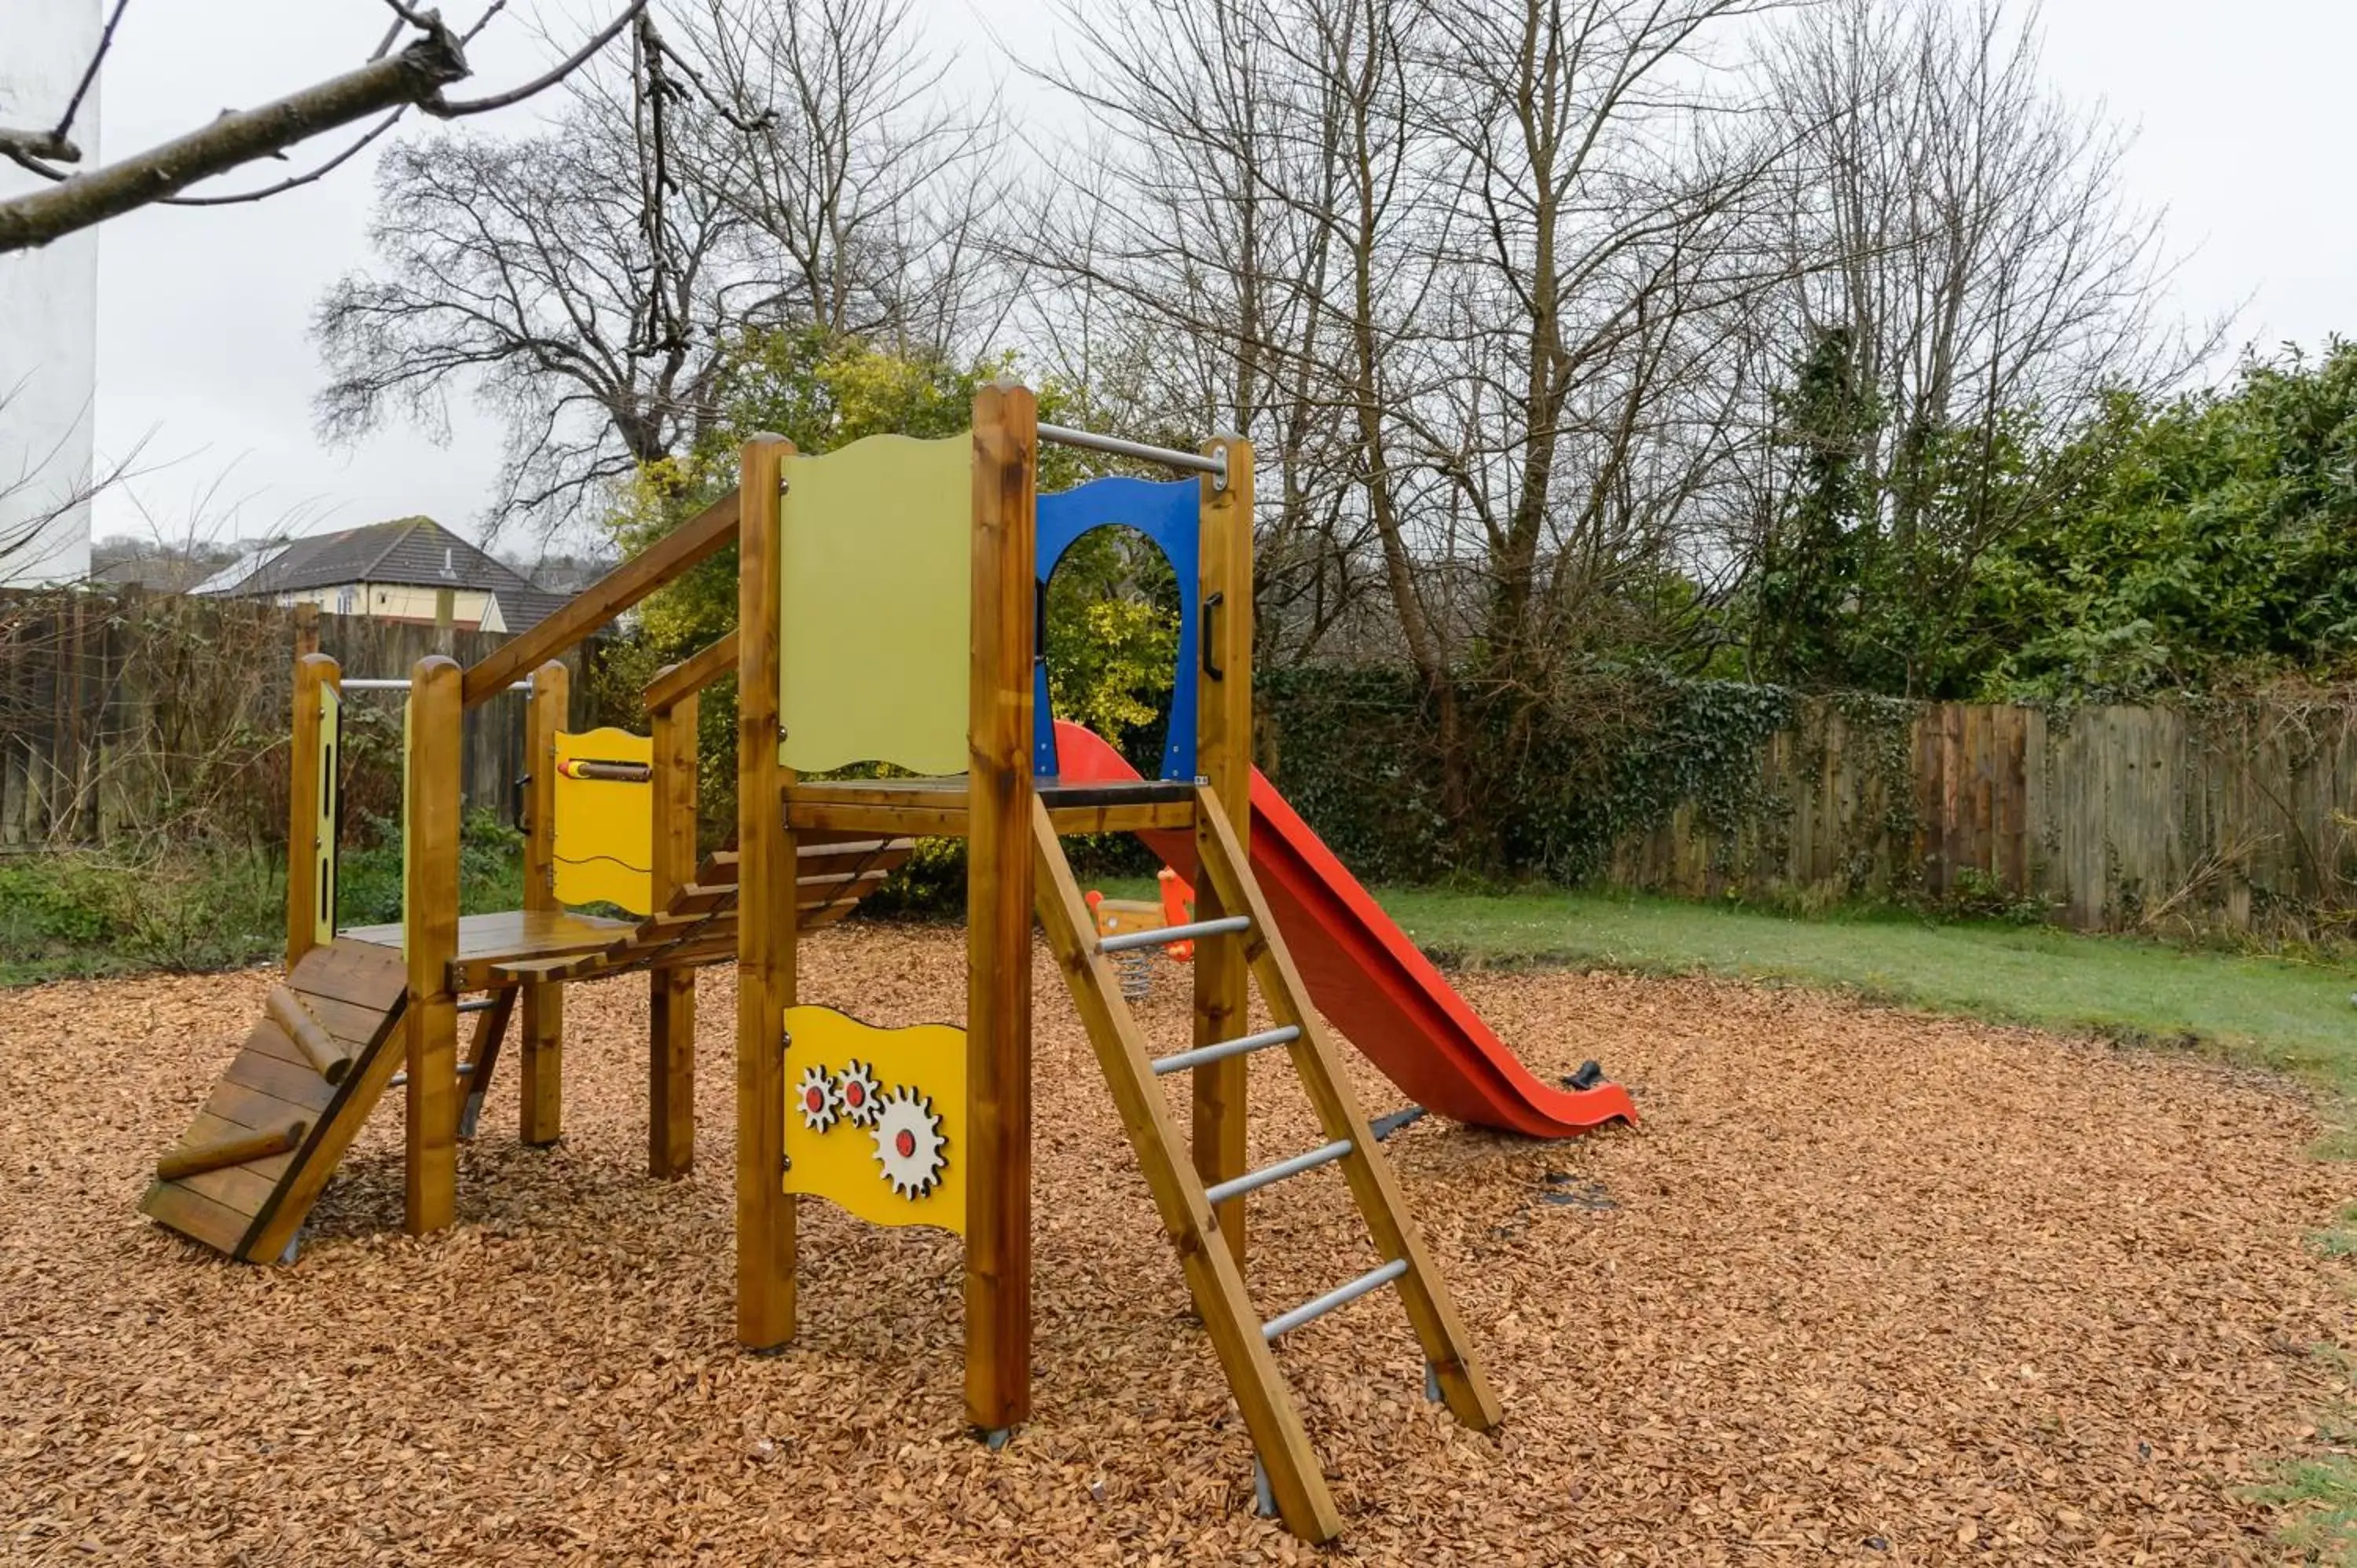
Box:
[1260,1258,1409,1343]
[1038,421,1228,487]
[1149,1024,1299,1077]
[342,677,533,693]
[1204,1138,1351,1207]
[1098,914,1249,954]
[387,1062,476,1089]
[456,997,497,1014]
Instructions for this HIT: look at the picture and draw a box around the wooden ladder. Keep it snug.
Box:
[1029,785,1501,1543]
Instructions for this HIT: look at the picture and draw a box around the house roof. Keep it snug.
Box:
[191,516,576,634]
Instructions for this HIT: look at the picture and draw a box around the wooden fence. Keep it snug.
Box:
[0,588,584,849]
[1610,696,2357,936]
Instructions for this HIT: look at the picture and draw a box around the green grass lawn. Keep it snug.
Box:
[1100,877,2357,1102]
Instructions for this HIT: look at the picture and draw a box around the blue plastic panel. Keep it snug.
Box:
[1033,476,1200,780]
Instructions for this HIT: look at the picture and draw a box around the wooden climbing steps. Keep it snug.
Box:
[495,833,915,984]
[1031,783,1501,1544]
[141,939,410,1262]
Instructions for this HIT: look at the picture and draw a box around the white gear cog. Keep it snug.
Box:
[835,1060,885,1127]
[794,1063,840,1131]
[871,1086,948,1200]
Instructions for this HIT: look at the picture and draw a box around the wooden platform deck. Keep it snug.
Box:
[342,909,635,991]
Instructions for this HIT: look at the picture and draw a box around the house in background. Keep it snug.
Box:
[191,516,572,636]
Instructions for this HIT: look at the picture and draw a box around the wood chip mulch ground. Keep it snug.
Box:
[4,921,2355,1565]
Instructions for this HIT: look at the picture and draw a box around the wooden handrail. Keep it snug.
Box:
[461,487,744,708]
[643,629,739,714]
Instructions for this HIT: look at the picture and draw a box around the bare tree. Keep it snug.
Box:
[313,0,1005,538]
[313,76,754,533]
[1739,0,2192,691]
[1404,0,1802,694]
[675,0,1010,355]
[0,381,153,583]
[0,1,654,254]
[1017,0,1449,669]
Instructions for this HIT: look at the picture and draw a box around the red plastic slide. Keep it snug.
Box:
[1054,722,1636,1139]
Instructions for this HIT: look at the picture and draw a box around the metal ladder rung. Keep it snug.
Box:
[1204,1138,1352,1207]
[387,1062,475,1090]
[1261,1258,1409,1343]
[1150,1024,1299,1077]
[1097,914,1249,954]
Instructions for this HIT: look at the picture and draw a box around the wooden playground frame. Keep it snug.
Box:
[223,382,1497,1541]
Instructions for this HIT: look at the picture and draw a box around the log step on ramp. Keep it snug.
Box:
[140,939,409,1263]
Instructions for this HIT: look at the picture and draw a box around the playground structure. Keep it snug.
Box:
[138,385,1634,1542]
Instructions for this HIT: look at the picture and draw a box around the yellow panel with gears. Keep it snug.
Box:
[783,1004,966,1234]
[552,727,655,914]
[779,432,971,776]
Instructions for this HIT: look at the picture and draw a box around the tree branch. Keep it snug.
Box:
[0,31,470,254]
[427,1,649,117]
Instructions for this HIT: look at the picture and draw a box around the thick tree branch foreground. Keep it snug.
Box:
[0,31,471,255]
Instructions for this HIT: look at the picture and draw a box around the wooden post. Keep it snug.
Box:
[404,654,464,1235]
[966,380,1038,1436]
[648,684,698,1178]
[292,600,321,658]
[287,652,339,969]
[736,434,797,1350]
[519,659,569,1145]
[1190,437,1255,1266]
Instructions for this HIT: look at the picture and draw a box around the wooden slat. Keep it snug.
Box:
[458,985,518,1141]
[172,1157,285,1218]
[287,652,337,968]
[786,800,970,837]
[138,1181,253,1255]
[405,655,464,1233]
[462,488,740,706]
[736,434,797,1350]
[643,629,739,715]
[1193,434,1253,1266]
[650,690,698,1179]
[966,380,1036,1436]
[1028,796,1340,1541]
[223,1041,339,1113]
[519,660,568,1147]
[280,991,401,1050]
[1045,800,1197,833]
[291,938,409,1011]
[1191,786,1503,1438]
[199,1076,326,1137]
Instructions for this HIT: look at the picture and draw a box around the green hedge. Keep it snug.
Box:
[1259,665,1802,886]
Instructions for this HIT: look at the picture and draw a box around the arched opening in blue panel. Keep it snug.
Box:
[1033,477,1200,781]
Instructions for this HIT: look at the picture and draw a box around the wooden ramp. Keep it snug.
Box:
[141,939,409,1262]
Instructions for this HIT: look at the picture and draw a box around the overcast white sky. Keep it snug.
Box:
[76,0,2357,557]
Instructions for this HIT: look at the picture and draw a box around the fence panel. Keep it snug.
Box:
[0,588,582,850]
[1604,694,2357,936]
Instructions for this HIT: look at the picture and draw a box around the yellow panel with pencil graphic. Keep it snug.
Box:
[783,1005,966,1235]
[552,727,654,914]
